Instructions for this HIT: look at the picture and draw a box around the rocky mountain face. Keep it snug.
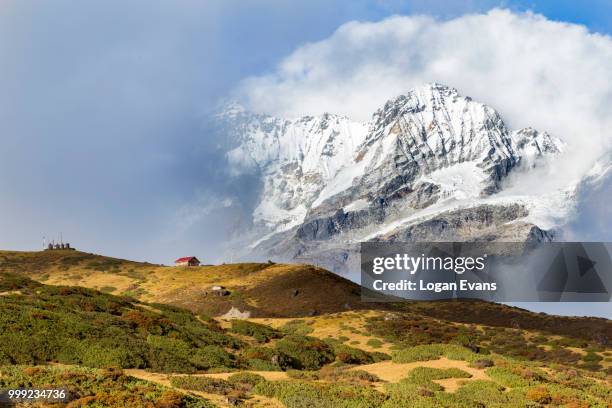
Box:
[218,84,568,276]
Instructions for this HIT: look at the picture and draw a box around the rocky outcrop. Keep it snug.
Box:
[380,204,530,241]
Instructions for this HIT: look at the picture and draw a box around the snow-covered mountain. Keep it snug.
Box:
[217,83,580,275]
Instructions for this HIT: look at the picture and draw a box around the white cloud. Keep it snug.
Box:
[237,9,612,184]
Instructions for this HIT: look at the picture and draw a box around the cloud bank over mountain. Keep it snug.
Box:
[238,9,612,187]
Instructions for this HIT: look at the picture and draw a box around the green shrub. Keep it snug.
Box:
[329,368,379,383]
[526,386,552,404]
[485,366,541,388]
[280,320,314,336]
[442,344,480,362]
[578,361,603,371]
[254,380,385,408]
[293,366,382,384]
[342,369,380,383]
[246,358,281,371]
[582,352,603,362]
[370,351,392,362]
[392,344,444,363]
[286,369,320,380]
[226,372,266,392]
[366,338,383,349]
[385,377,443,397]
[99,286,117,293]
[191,345,234,370]
[452,331,478,349]
[275,335,334,370]
[332,344,374,364]
[252,380,283,397]
[147,336,233,371]
[392,344,479,364]
[454,380,523,406]
[242,346,290,370]
[384,377,540,408]
[386,366,472,395]
[73,339,148,368]
[0,365,215,408]
[406,367,472,383]
[230,320,282,343]
[471,359,494,368]
[170,375,240,396]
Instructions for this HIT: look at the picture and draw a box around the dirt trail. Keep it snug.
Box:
[350,357,490,392]
[125,369,231,407]
[125,369,288,407]
[247,395,285,407]
[0,290,21,296]
[124,368,288,383]
[199,371,289,381]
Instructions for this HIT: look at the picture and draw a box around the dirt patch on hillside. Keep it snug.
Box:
[351,357,490,389]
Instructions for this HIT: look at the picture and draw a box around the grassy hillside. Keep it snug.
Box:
[0,271,240,372]
[0,250,366,317]
[0,270,610,407]
[0,249,610,344]
[0,272,387,372]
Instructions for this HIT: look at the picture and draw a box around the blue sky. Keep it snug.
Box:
[0,1,610,317]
